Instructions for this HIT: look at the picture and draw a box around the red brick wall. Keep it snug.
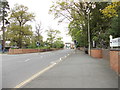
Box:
[11,49,23,54]
[8,49,39,54]
[91,49,102,58]
[110,51,120,74]
[8,48,61,54]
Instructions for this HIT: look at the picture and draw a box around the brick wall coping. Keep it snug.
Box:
[91,48,120,51]
[110,49,120,51]
[91,48,102,50]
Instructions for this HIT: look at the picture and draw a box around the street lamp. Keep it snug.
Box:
[87,8,91,55]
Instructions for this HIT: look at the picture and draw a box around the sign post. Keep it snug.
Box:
[109,35,113,48]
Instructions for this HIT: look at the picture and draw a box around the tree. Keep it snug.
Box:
[35,22,43,46]
[68,20,88,47]
[0,0,10,52]
[49,1,93,47]
[46,29,61,48]
[101,2,120,38]
[49,0,91,23]
[6,4,35,48]
[0,0,9,23]
[89,2,111,48]
[101,2,120,18]
[50,1,112,48]
[53,37,64,48]
[108,7,120,38]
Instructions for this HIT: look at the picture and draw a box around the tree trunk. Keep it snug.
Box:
[2,7,5,53]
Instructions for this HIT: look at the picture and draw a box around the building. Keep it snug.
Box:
[64,42,75,49]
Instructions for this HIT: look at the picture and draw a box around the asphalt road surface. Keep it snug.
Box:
[2,49,74,88]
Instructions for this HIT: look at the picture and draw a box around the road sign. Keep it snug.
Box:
[110,37,120,47]
[36,41,40,46]
[74,40,76,44]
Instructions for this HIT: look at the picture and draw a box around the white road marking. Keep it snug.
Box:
[18,59,31,63]
[14,63,56,88]
[50,61,57,64]
[24,59,30,62]
[40,52,51,55]
[60,58,62,61]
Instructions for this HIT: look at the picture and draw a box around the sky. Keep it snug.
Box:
[7,0,72,43]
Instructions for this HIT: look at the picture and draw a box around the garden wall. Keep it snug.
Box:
[8,48,60,54]
[110,50,120,74]
[90,48,120,74]
[90,49,102,58]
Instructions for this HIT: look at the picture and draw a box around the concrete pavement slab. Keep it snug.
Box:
[23,50,118,88]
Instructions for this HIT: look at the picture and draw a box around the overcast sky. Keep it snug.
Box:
[7,0,72,43]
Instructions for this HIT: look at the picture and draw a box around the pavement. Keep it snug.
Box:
[22,50,118,88]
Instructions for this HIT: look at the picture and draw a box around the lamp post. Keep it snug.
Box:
[88,8,91,55]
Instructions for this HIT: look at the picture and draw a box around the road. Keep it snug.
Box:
[2,49,74,88]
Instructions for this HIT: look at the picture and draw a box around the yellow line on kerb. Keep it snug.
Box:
[14,63,56,88]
